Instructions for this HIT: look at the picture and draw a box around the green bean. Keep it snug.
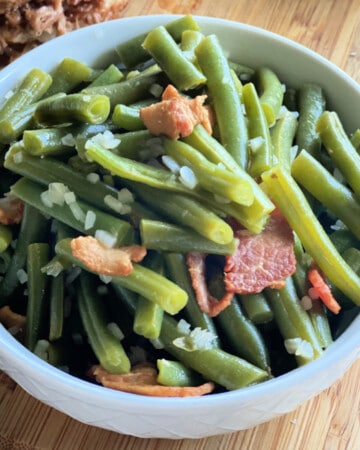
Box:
[0,224,12,253]
[78,272,131,374]
[350,128,360,152]
[329,229,358,254]
[0,68,52,123]
[163,252,220,346]
[262,165,360,307]
[111,104,145,131]
[142,26,206,91]
[0,249,12,274]
[87,64,124,88]
[85,139,191,195]
[133,253,164,340]
[256,67,284,127]
[316,111,360,197]
[265,288,314,366]
[82,75,157,110]
[159,315,268,390]
[140,219,238,255]
[308,299,333,350]
[114,283,267,389]
[25,243,50,351]
[180,30,204,64]
[228,61,255,82]
[163,138,254,206]
[116,15,200,68]
[0,204,49,303]
[22,128,76,157]
[10,178,134,246]
[48,271,65,342]
[45,58,93,96]
[292,149,360,240]
[216,297,270,371]
[331,247,360,308]
[183,125,275,232]
[242,82,274,177]
[0,93,66,145]
[239,293,274,324]
[270,109,298,170]
[106,129,156,160]
[55,238,188,316]
[195,34,248,168]
[34,93,111,125]
[157,359,202,387]
[296,83,325,158]
[131,183,234,245]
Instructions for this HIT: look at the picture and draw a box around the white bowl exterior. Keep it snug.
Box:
[0,15,359,439]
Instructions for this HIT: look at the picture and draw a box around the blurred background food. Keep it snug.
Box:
[0,0,129,67]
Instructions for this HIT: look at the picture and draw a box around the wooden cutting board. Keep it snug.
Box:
[1,0,359,448]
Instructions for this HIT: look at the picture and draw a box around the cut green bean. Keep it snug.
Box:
[133,253,164,340]
[296,83,325,158]
[316,111,360,197]
[0,249,12,274]
[256,66,284,127]
[350,128,360,152]
[23,128,76,157]
[195,35,248,168]
[10,178,133,246]
[45,58,93,96]
[111,104,145,131]
[87,64,124,88]
[55,238,188,316]
[142,26,206,91]
[82,75,157,110]
[292,150,360,240]
[239,293,274,324]
[180,30,204,64]
[242,82,274,177]
[35,93,111,125]
[131,183,234,245]
[116,15,200,68]
[0,224,12,253]
[0,204,49,303]
[0,68,52,123]
[270,109,298,170]
[157,359,202,387]
[25,243,50,351]
[163,138,254,205]
[48,271,65,342]
[163,252,220,346]
[262,165,360,307]
[140,219,238,255]
[78,272,131,374]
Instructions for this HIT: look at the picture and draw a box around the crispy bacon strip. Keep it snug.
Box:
[308,264,341,315]
[140,84,214,140]
[186,252,233,317]
[0,305,26,330]
[70,236,146,276]
[0,194,24,224]
[89,364,215,397]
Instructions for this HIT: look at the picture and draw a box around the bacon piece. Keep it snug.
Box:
[70,236,146,277]
[140,84,214,140]
[0,305,26,330]
[186,252,233,317]
[89,364,215,397]
[224,211,296,294]
[0,194,24,224]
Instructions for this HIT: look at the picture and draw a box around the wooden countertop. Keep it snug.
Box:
[1,0,359,448]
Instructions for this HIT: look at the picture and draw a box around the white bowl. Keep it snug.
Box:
[0,15,359,439]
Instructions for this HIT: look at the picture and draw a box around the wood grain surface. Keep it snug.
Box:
[1,0,360,448]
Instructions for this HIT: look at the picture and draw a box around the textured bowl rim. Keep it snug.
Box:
[0,13,359,417]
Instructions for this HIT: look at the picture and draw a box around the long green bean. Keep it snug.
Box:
[256,67,284,127]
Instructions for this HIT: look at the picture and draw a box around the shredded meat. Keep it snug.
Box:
[186,252,233,317]
[140,84,214,140]
[89,363,215,397]
[70,235,146,277]
[224,210,296,294]
[0,0,129,67]
[0,194,24,225]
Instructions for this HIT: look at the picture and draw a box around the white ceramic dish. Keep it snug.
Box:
[0,15,359,439]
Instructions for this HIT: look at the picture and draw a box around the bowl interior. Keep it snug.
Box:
[0,14,359,438]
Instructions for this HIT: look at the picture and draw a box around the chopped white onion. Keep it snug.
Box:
[179,166,198,189]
